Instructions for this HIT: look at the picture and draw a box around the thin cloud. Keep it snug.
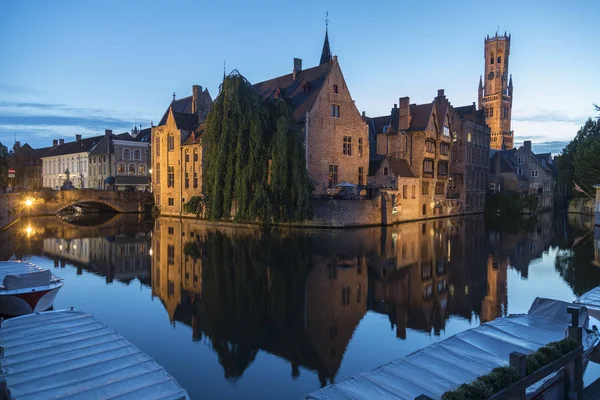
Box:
[512,110,589,124]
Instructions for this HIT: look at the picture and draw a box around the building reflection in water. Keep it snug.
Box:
[149,214,564,386]
[4,211,592,389]
[594,227,600,268]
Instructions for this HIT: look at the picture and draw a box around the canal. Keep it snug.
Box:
[2,213,599,399]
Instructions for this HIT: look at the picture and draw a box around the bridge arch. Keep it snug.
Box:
[56,200,125,214]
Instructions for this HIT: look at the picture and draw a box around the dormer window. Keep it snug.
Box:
[443,126,450,137]
[333,84,339,94]
[383,125,390,134]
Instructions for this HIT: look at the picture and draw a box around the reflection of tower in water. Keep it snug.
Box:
[480,255,508,322]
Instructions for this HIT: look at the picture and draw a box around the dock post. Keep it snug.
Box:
[567,306,584,399]
[509,352,527,400]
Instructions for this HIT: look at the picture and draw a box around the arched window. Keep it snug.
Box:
[133,149,141,160]
[117,163,125,174]
[128,164,136,175]
[490,52,494,65]
[123,149,131,159]
[138,164,146,174]
[497,55,502,64]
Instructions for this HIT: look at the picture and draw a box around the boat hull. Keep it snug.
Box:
[0,283,63,316]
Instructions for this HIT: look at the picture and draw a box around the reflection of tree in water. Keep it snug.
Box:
[555,239,600,296]
[190,231,312,381]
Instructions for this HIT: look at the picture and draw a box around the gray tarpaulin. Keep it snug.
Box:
[3,270,51,290]
[307,298,596,400]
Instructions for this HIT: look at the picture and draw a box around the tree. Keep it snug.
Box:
[202,71,312,223]
[0,141,8,190]
[556,118,600,197]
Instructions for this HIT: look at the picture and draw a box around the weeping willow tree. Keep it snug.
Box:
[202,71,312,222]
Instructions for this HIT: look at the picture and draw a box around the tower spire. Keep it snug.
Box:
[319,12,332,65]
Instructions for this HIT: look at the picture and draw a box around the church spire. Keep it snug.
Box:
[319,12,332,65]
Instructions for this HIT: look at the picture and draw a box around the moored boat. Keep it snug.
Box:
[0,261,63,316]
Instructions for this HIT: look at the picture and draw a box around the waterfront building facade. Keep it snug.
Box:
[152,85,212,215]
[253,29,369,196]
[87,130,151,191]
[9,141,52,190]
[489,141,558,210]
[453,103,491,213]
[42,136,99,189]
[478,32,514,150]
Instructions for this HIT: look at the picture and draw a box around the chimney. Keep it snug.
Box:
[399,97,411,131]
[293,58,302,80]
[437,89,445,98]
[53,139,58,148]
[192,85,202,115]
[75,134,82,142]
[105,129,112,137]
[361,111,366,119]
[59,139,65,145]
[524,140,532,152]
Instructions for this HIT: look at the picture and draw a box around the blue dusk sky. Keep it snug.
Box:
[0,0,598,153]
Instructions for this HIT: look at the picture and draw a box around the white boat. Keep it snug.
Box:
[0,261,64,316]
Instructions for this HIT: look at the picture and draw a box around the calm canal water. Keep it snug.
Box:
[2,212,599,399]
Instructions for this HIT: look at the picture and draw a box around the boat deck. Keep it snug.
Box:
[307,298,593,400]
[0,309,189,399]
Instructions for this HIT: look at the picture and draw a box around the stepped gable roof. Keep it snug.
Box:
[405,103,434,132]
[253,61,333,122]
[158,96,193,126]
[387,157,417,178]
[88,132,133,156]
[135,128,152,143]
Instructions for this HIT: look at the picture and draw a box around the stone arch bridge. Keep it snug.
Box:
[26,189,154,215]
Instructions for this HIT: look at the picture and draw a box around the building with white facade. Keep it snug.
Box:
[42,135,102,189]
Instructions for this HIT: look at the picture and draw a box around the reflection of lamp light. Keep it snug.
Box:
[25,198,33,207]
[26,226,33,236]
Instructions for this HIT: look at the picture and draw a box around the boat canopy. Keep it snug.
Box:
[307,298,595,400]
[0,261,60,290]
[0,309,190,399]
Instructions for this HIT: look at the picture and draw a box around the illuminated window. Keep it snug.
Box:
[328,165,338,188]
[138,164,146,174]
[117,163,125,174]
[128,164,136,175]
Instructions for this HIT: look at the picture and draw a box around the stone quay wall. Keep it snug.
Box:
[568,198,594,216]
[0,194,23,230]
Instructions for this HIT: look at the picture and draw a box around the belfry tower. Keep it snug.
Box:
[478,32,513,150]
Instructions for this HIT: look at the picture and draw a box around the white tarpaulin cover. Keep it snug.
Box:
[575,286,600,309]
[306,298,592,400]
[3,270,51,290]
[0,261,60,290]
[0,309,190,399]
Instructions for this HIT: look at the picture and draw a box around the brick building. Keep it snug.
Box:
[152,85,212,215]
[453,104,491,213]
[478,32,514,150]
[490,141,557,211]
[371,90,455,218]
[9,142,52,190]
[253,29,369,196]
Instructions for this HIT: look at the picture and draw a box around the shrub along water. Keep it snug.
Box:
[441,338,579,400]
